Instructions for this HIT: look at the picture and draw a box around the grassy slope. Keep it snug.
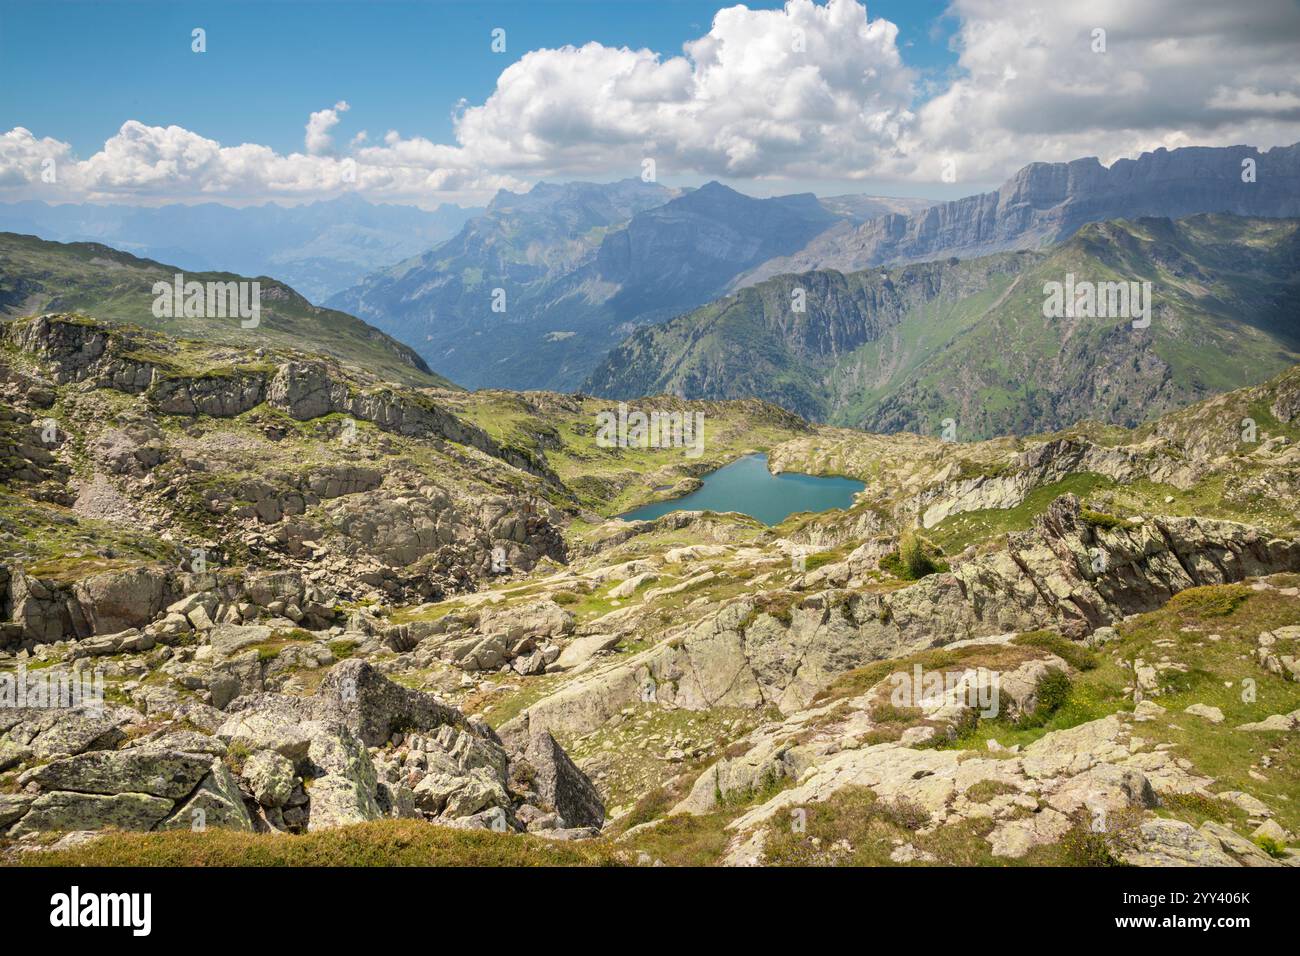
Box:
[872,215,1300,437]
[0,231,452,389]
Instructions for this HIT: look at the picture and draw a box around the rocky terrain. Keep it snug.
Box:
[2,309,1299,866]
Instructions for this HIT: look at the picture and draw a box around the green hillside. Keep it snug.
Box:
[586,214,1300,438]
[0,231,454,389]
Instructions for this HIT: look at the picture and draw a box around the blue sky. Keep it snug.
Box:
[1,0,956,156]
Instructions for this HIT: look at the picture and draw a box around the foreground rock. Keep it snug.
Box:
[1,660,603,840]
[504,496,1300,740]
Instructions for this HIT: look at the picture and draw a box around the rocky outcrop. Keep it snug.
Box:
[0,563,344,651]
[915,437,1200,528]
[7,315,154,392]
[1,659,602,840]
[151,374,266,417]
[715,707,1237,865]
[504,496,1300,739]
[6,315,559,484]
[399,597,575,675]
[676,641,1288,867]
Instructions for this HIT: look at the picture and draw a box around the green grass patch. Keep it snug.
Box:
[1012,630,1098,671]
[12,819,622,867]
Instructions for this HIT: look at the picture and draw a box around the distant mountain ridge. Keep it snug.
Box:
[0,195,479,303]
[736,143,1300,286]
[329,179,923,390]
[586,213,1300,438]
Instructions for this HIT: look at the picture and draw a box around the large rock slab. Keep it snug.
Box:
[554,633,622,671]
[313,658,472,747]
[73,566,171,635]
[22,747,214,799]
[304,729,382,830]
[159,762,254,832]
[518,729,606,829]
[1121,818,1280,867]
[11,791,174,836]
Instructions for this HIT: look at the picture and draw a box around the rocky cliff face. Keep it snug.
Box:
[737,142,1300,285]
[585,183,839,322]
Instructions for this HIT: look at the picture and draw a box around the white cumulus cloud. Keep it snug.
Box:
[906,0,1300,182]
[305,100,350,156]
[447,0,916,180]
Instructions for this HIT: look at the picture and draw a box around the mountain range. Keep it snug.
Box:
[327,180,934,390]
[7,143,1299,441]
[325,143,1300,403]
[735,142,1300,287]
[586,213,1300,438]
[0,195,479,304]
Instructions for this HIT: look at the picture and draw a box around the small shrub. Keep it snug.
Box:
[878,797,931,831]
[1016,668,1071,729]
[1165,583,1252,618]
[1158,790,1227,824]
[1255,835,1287,859]
[328,638,360,658]
[964,779,1021,804]
[225,740,252,774]
[881,529,950,581]
[1059,826,1131,867]
[868,702,924,725]
[1080,508,1128,531]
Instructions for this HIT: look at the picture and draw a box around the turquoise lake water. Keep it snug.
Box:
[620,453,865,526]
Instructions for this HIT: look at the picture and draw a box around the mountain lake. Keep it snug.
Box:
[620,453,865,526]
